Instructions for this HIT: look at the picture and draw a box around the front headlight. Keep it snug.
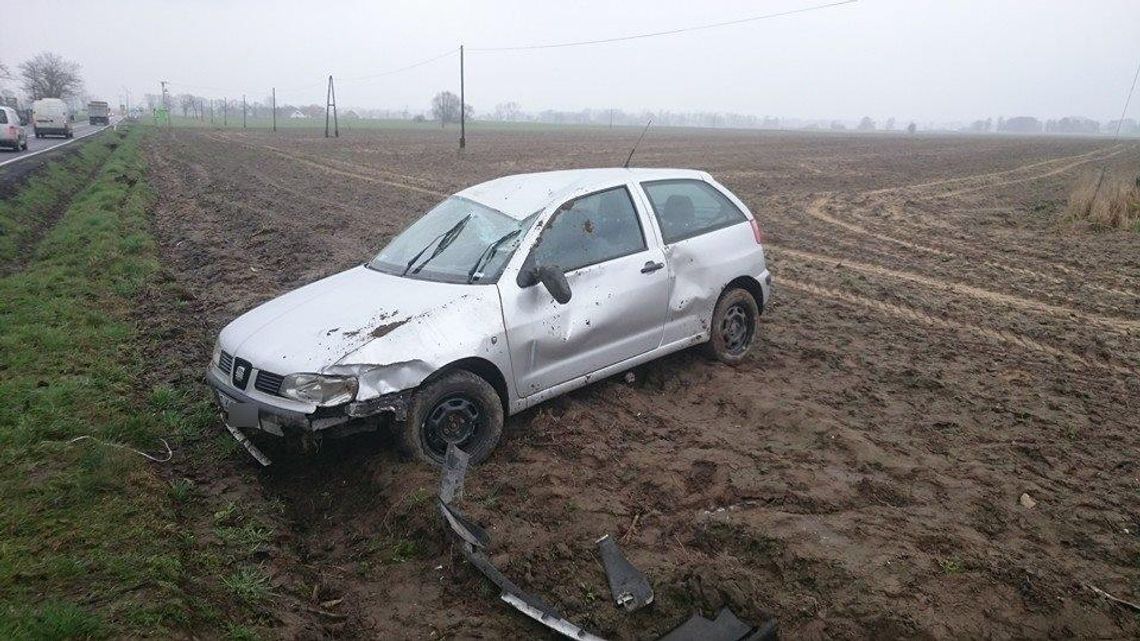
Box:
[280,373,358,406]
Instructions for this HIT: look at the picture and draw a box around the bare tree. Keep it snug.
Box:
[431,91,472,128]
[19,52,83,99]
[493,101,522,122]
[177,93,195,118]
[0,60,10,80]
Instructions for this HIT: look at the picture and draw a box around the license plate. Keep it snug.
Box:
[217,392,257,428]
[227,402,259,429]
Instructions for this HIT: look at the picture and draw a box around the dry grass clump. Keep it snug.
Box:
[1065,170,1140,231]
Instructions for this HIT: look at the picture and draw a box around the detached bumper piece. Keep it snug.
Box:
[437,444,778,641]
[596,534,653,611]
[223,422,272,467]
[659,608,778,641]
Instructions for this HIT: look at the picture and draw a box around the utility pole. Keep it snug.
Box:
[459,45,466,150]
[224,98,228,127]
[325,75,339,138]
[272,87,277,132]
[242,94,247,128]
[160,80,170,127]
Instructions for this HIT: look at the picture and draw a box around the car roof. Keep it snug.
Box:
[456,168,710,220]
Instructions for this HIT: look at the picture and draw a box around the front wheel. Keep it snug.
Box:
[704,287,760,365]
[399,370,503,467]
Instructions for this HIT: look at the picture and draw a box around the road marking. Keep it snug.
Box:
[0,124,114,169]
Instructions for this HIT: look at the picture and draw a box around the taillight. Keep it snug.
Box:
[6,126,15,135]
[749,218,764,244]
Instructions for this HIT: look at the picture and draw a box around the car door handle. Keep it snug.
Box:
[640,260,665,274]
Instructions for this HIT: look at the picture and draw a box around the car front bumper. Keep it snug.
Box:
[205,365,410,439]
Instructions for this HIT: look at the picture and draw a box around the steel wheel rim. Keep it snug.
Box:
[423,394,484,458]
[720,303,753,355]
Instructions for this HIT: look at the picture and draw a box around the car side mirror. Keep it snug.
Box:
[537,265,572,304]
[520,264,571,304]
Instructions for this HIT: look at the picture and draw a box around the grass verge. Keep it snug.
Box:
[0,126,266,639]
[0,134,117,268]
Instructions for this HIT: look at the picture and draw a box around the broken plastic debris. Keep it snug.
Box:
[658,607,778,641]
[439,444,470,504]
[436,443,779,640]
[596,534,653,611]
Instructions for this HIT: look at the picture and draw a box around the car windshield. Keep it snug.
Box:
[368,196,536,284]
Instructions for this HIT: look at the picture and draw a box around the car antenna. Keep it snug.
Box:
[623,119,653,169]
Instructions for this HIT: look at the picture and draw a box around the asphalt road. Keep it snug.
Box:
[0,118,117,169]
[0,117,120,195]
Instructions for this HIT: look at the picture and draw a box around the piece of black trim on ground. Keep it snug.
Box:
[437,443,779,641]
[596,534,654,611]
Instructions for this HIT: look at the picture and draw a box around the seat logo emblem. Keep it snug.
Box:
[232,357,253,390]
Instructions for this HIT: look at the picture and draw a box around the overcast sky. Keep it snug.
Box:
[3,0,1139,123]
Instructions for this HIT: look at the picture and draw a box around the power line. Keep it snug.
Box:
[166,48,459,98]
[468,0,857,52]
[1109,56,1140,141]
[347,48,458,83]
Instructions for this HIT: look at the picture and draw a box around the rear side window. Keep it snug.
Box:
[0,110,7,124]
[533,186,646,273]
[641,179,747,244]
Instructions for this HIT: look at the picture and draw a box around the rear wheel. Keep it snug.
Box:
[399,370,503,467]
[704,287,759,365]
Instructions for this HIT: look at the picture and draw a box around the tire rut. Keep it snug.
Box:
[773,244,1140,335]
[781,277,1134,376]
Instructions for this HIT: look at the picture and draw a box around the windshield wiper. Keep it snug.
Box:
[402,214,472,276]
[466,228,523,283]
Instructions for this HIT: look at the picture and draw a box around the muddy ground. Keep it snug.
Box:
[142,125,1139,640]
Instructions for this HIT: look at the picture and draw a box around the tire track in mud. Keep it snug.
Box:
[862,144,1125,198]
[205,133,448,198]
[800,196,1138,299]
[802,196,954,257]
[177,141,384,219]
[773,244,1140,335]
[781,277,1134,376]
[923,146,1128,200]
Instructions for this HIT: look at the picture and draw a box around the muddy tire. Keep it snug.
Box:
[704,287,759,365]
[399,370,503,467]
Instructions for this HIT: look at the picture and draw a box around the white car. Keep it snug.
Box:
[0,106,28,151]
[209,168,771,465]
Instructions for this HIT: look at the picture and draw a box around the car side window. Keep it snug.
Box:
[532,186,646,273]
[640,179,747,244]
[0,110,7,125]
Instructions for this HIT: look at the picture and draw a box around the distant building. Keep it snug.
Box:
[286,108,306,119]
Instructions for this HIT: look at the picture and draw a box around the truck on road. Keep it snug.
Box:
[88,101,111,125]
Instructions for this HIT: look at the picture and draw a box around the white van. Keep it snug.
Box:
[33,98,73,138]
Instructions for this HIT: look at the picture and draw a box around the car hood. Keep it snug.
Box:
[219,266,503,379]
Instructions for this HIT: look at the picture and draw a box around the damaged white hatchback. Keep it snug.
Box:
[208,168,771,466]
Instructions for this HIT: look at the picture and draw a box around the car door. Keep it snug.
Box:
[500,184,670,397]
[636,178,759,345]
